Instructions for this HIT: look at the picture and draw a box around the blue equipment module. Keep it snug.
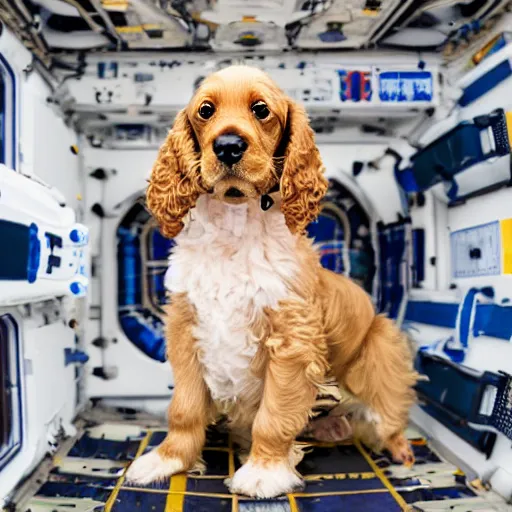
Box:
[395,108,512,202]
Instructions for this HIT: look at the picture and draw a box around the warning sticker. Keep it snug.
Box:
[451,221,501,278]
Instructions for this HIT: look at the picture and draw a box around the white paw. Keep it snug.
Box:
[226,459,304,498]
[125,450,184,486]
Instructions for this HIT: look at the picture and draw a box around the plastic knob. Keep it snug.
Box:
[70,228,88,244]
[70,281,86,296]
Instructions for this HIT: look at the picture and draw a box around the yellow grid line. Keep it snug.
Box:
[354,440,409,511]
[288,493,300,512]
[119,486,392,499]
[293,488,392,498]
[286,445,384,509]
[296,440,354,448]
[119,470,378,483]
[185,475,227,480]
[120,487,233,498]
[104,430,152,511]
[165,473,188,512]
[139,471,378,481]
[228,434,238,512]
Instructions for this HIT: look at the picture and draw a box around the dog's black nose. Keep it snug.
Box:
[213,133,247,165]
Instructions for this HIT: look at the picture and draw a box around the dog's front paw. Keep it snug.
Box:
[125,449,184,486]
[226,459,304,498]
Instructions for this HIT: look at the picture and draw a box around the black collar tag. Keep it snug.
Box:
[260,194,274,211]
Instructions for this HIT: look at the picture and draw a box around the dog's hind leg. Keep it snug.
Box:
[333,315,418,465]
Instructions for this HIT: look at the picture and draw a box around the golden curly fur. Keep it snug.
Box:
[146,109,204,239]
[127,65,418,498]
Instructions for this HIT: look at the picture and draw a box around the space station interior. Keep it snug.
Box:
[1,0,512,510]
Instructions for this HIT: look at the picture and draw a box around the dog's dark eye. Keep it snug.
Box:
[251,101,270,120]
[198,102,215,120]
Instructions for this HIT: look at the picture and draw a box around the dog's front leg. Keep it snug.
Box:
[228,300,328,498]
[126,294,211,485]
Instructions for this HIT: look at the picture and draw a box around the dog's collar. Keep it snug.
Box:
[260,182,280,211]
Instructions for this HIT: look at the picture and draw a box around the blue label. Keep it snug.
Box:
[338,70,372,102]
[379,71,433,102]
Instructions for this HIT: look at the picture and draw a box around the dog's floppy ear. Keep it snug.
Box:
[146,109,203,239]
[280,100,328,234]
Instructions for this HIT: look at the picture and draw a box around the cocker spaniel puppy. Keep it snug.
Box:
[126,65,418,498]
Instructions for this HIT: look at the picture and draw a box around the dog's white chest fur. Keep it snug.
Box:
[165,195,300,403]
